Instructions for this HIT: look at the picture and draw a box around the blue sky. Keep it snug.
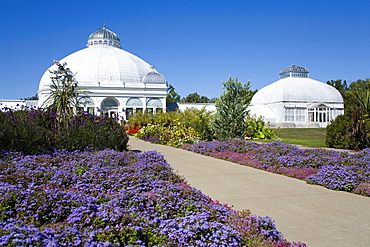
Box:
[1,0,369,100]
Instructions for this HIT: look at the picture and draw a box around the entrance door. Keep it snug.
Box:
[109,111,117,118]
[126,108,134,119]
[101,98,119,118]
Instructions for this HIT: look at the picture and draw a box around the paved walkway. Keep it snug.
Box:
[128,137,370,247]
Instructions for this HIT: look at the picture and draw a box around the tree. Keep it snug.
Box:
[349,78,370,91]
[341,79,370,116]
[347,79,370,116]
[166,83,181,103]
[326,109,370,150]
[241,88,257,106]
[212,76,253,140]
[21,94,38,100]
[326,78,370,150]
[44,60,82,116]
[180,93,210,103]
[326,79,349,96]
[352,90,370,116]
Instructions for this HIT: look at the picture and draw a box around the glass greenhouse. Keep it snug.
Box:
[249,65,344,128]
[38,25,167,120]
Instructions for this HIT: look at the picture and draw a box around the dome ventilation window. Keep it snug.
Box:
[279,64,309,79]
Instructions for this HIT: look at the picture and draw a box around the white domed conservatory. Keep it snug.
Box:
[249,65,344,128]
[38,25,167,120]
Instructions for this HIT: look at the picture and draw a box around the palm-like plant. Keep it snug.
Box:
[45,60,80,116]
[44,61,89,143]
[352,89,370,117]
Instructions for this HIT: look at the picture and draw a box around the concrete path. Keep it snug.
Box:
[128,137,370,247]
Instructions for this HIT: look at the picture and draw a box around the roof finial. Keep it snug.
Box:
[103,20,106,29]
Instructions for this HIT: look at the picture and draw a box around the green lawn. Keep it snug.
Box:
[257,128,327,148]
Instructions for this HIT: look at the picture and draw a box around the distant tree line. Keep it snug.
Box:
[166,83,217,103]
[21,94,38,100]
[327,79,370,116]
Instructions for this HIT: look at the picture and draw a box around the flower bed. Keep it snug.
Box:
[0,149,306,246]
[182,140,370,196]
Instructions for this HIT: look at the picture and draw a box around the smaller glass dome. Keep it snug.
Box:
[142,66,166,84]
[87,25,121,48]
[279,64,309,79]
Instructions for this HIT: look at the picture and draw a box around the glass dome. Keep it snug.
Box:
[251,77,343,105]
[251,65,343,105]
[87,25,121,48]
[142,67,166,84]
[39,46,153,90]
[38,25,165,103]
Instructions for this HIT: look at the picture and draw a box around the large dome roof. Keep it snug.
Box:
[251,77,343,105]
[39,26,159,92]
[39,46,152,89]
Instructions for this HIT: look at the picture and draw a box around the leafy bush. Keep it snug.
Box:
[0,149,302,246]
[135,123,200,147]
[129,108,213,142]
[326,112,370,150]
[0,106,52,154]
[53,112,128,151]
[177,108,213,141]
[130,109,215,147]
[326,114,355,149]
[0,107,128,154]
[246,115,276,139]
[130,109,274,146]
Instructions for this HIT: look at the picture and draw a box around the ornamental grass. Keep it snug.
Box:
[0,107,128,154]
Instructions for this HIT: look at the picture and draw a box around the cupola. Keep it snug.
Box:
[86,25,121,48]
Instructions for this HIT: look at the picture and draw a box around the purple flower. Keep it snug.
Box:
[0,149,295,245]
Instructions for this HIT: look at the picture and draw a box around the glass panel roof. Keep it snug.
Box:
[279,64,309,79]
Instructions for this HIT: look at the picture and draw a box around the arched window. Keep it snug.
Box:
[101,98,119,110]
[146,98,163,108]
[80,97,94,106]
[126,97,143,106]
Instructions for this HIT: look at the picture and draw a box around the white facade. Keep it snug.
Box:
[0,100,38,111]
[249,65,344,128]
[38,25,167,120]
[177,103,216,112]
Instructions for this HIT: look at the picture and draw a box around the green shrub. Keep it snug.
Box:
[53,113,128,152]
[135,123,200,147]
[246,115,275,139]
[0,107,57,154]
[129,108,213,144]
[326,115,354,149]
[326,113,370,150]
[131,108,275,144]
[0,107,128,154]
[177,108,213,141]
